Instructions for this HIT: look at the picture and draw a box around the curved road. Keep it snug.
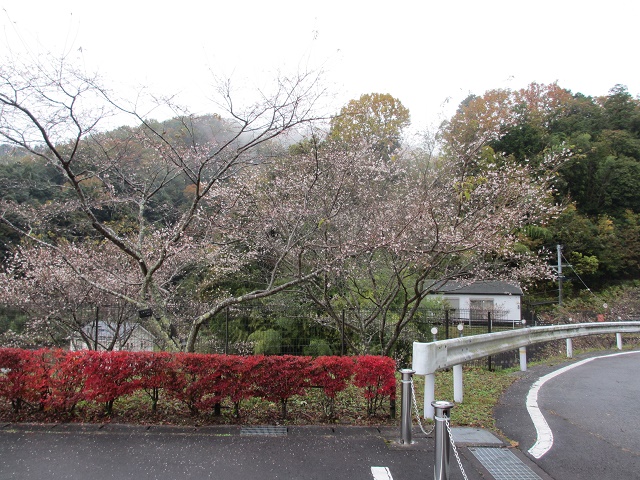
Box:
[495,350,640,480]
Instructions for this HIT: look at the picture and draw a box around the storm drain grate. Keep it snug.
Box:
[469,447,541,480]
[240,426,288,436]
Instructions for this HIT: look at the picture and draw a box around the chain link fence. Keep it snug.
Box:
[1,302,549,371]
[197,305,528,366]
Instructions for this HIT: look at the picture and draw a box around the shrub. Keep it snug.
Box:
[310,356,355,417]
[130,351,173,414]
[0,348,37,412]
[0,348,397,421]
[218,354,261,417]
[253,355,312,418]
[248,329,282,355]
[353,355,397,416]
[304,339,333,356]
[82,351,141,415]
[164,354,234,416]
[44,350,86,414]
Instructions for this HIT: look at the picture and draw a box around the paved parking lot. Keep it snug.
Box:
[0,423,522,480]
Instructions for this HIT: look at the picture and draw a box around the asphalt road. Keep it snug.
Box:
[495,349,640,480]
[0,424,490,480]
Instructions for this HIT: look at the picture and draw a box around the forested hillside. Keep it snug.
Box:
[1,52,638,354]
[445,84,640,292]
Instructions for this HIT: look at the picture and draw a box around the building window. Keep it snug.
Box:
[470,299,494,321]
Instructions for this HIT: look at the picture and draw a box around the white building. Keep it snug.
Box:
[69,321,156,351]
[428,280,523,325]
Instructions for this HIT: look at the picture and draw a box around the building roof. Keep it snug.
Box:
[430,280,523,296]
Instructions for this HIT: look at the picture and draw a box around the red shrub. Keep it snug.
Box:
[42,350,86,414]
[0,348,48,413]
[216,355,260,416]
[353,355,397,416]
[253,355,312,418]
[0,349,397,420]
[164,353,234,415]
[129,351,173,413]
[82,350,141,414]
[310,356,355,398]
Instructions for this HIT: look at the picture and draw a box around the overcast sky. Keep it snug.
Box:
[2,1,639,133]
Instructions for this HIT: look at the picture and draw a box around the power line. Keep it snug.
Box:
[561,251,596,296]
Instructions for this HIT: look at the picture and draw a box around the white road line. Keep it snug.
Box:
[371,466,393,480]
[527,350,640,459]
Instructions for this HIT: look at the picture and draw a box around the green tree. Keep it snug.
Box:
[248,329,282,355]
[329,93,410,160]
[601,84,640,132]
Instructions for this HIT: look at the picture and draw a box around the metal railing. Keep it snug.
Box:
[412,321,640,418]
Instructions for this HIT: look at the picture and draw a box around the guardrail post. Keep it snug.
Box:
[487,312,493,371]
[616,332,623,350]
[453,324,464,403]
[425,373,436,419]
[453,365,463,402]
[519,346,527,371]
[400,369,415,444]
[432,400,455,480]
[566,338,573,358]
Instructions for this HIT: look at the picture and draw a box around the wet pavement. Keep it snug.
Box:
[0,422,547,480]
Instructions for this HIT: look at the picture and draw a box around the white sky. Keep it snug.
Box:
[2,1,639,134]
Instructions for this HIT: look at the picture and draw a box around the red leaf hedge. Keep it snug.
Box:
[0,348,41,412]
[82,351,141,414]
[311,355,355,399]
[0,349,396,419]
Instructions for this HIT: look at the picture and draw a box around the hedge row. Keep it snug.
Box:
[0,349,396,419]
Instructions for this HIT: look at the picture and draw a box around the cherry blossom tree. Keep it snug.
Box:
[280,137,564,355]
[0,51,326,351]
[0,51,567,355]
[182,140,399,351]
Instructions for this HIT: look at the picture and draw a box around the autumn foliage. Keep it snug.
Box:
[0,349,395,419]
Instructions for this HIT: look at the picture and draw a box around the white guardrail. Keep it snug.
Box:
[412,321,640,418]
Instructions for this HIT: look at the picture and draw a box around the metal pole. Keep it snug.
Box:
[558,244,563,306]
[432,400,455,480]
[445,309,450,340]
[616,332,623,350]
[400,369,415,444]
[566,338,573,358]
[424,328,438,419]
[94,306,99,351]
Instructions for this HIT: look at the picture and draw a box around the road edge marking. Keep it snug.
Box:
[371,466,393,479]
[527,350,640,459]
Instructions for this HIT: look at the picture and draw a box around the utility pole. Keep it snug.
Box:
[557,244,563,306]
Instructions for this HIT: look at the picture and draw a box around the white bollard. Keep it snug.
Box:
[453,364,463,403]
[566,338,573,358]
[616,333,623,350]
[424,373,436,419]
[519,346,527,371]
